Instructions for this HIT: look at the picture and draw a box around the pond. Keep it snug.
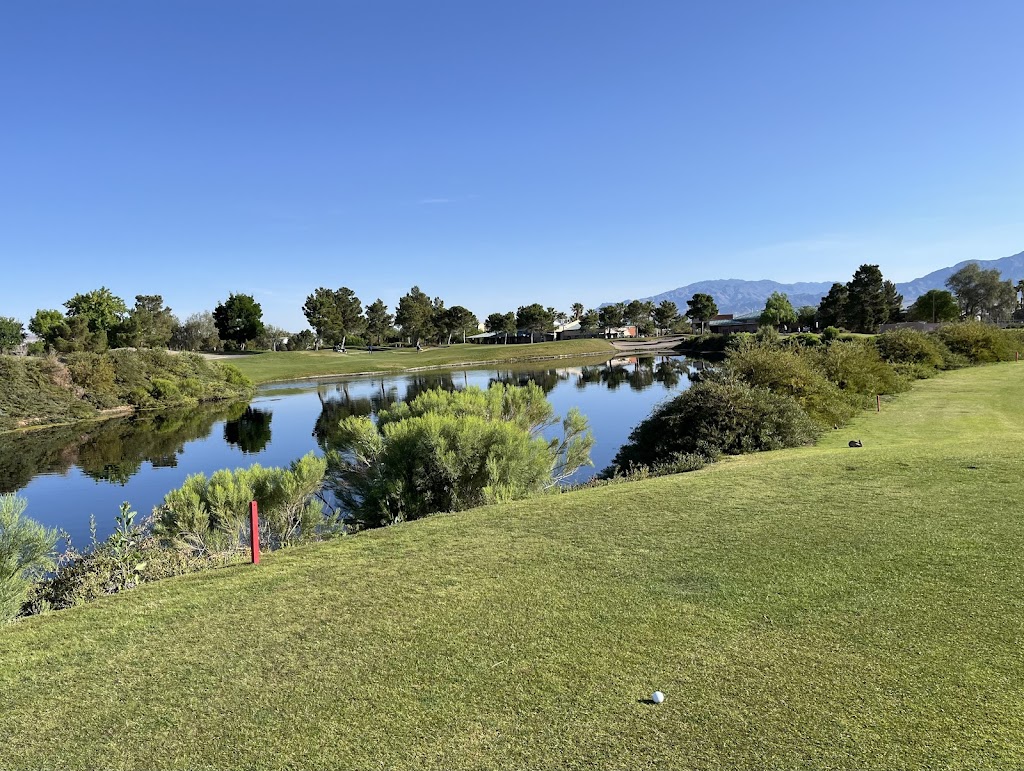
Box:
[1,354,705,545]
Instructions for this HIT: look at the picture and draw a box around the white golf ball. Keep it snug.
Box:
[651,690,665,704]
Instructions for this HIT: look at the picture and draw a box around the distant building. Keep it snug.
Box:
[709,312,761,334]
[554,321,637,340]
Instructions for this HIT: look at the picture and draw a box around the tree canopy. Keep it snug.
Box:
[906,290,960,323]
[395,286,435,344]
[213,294,264,350]
[759,292,797,329]
[685,293,718,333]
[0,317,26,354]
[946,263,1017,322]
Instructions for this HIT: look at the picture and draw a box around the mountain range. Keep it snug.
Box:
[635,250,1024,316]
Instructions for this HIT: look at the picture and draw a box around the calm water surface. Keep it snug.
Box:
[1,355,703,544]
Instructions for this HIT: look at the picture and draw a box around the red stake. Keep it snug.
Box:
[250,500,260,564]
[876,394,880,412]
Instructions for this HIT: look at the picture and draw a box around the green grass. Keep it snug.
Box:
[2,363,1023,769]
[224,339,617,384]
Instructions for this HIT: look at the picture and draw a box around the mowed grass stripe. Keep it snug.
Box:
[1,363,1022,769]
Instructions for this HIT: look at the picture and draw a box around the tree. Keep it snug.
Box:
[516,304,555,343]
[441,306,478,344]
[570,302,584,320]
[906,290,959,323]
[0,317,26,354]
[685,293,718,333]
[796,306,818,330]
[302,287,364,348]
[171,312,221,351]
[395,286,435,345]
[579,308,599,336]
[326,383,593,528]
[759,292,797,329]
[28,309,66,348]
[653,301,678,335]
[213,294,264,350]
[844,264,887,333]
[882,281,904,324]
[64,287,128,333]
[598,303,625,330]
[946,263,1017,322]
[485,311,517,342]
[816,283,848,329]
[115,295,175,348]
[364,299,394,346]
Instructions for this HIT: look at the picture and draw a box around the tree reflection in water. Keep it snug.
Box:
[223,406,274,454]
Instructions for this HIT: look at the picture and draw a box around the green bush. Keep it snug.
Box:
[0,495,58,622]
[875,329,949,369]
[813,340,908,399]
[936,322,1014,364]
[822,326,841,342]
[328,383,594,528]
[606,377,819,473]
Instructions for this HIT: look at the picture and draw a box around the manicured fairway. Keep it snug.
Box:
[1,364,1022,769]
[221,339,617,384]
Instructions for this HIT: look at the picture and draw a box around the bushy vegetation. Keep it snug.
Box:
[154,453,335,552]
[327,382,593,528]
[0,494,58,622]
[0,350,252,431]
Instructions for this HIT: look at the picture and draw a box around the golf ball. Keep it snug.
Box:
[651,691,665,704]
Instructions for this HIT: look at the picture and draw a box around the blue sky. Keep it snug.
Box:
[3,1,1023,330]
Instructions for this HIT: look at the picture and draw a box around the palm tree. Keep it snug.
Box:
[570,302,584,320]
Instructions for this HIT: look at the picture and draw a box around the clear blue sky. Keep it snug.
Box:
[3,1,1023,330]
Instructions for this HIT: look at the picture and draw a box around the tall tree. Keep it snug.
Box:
[882,281,904,324]
[759,292,797,329]
[395,286,435,345]
[334,287,365,346]
[441,305,478,344]
[844,264,887,333]
[579,308,599,336]
[485,311,517,342]
[685,293,718,333]
[598,303,625,330]
[364,299,394,346]
[653,300,679,335]
[796,306,818,329]
[816,283,848,329]
[303,287,342,348]
[213,293,264,350]
[63,287,128,333]
[116,295,175,348]
[0,317,25,353]
[28,309,66,348]
[906,290,959,323]
[570,302,584,320]
[516,304,555,343]
[946,263,1017,322]
[171,312,221,351]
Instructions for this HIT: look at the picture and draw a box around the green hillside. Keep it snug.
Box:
[1,363,1022,769]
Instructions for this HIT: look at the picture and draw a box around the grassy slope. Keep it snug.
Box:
[226,339,617,384]
[2,364,1023,769]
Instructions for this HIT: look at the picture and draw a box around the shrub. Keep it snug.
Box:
[936,322,1014,364]
[327,383,593,528]
[822,326,841,342]
[149,377,181,402]
[812,340,908,399]
[154,453,331,551]
[606,378,819,473]
[875,329,949,369]
[0,495,58,622]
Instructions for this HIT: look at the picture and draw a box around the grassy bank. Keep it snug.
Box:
[0,351,252,432]
[2,363,1022,769]
[223,339,617,384]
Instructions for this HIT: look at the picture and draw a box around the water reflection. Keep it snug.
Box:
[0,401,247,491]
[224,406,274,454]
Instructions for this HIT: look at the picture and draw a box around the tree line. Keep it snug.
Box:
[3,263,1022,356]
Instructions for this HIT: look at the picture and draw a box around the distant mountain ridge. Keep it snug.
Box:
[632,250,1024,316]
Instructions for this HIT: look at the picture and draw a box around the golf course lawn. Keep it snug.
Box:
[221,339,618,384]
[1,363,1022,769]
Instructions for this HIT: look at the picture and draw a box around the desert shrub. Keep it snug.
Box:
[724,342,857,426]
[606,378,819,473]
[0,495,58,622]
[786,332,822,347]
[822,326,841,342]
[64,353,119,409]
[813,340,908,398]
[875,329,949,369]
[328,383,593,528]
[149,377,181,402]
[218,363,250,388]
[154,452,331,551]
[25,503,243,614]
[936,322,1013,364]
